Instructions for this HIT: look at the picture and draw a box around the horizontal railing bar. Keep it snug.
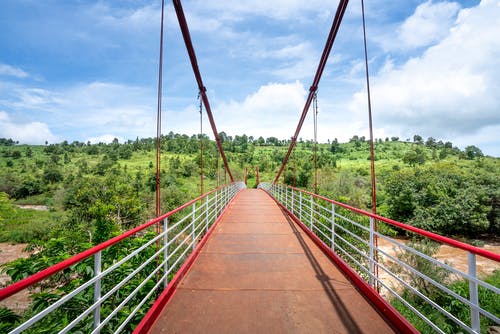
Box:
[334,243,372,278]
[333,222,369,247]
[376,247,499,321]
[281,185,500,262]
[115,267,169,334]
[376,274,446,334]
[334,212,370,233]
[312,218,331,234]
[374,260,474,333]
[375,233,500,294]
[167,214,192,233]
[92,257,168,334]
[2,182,245,334]
[60,244,167,334]
[0,184,234,300]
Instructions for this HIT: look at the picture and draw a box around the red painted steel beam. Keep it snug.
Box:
[274,0,349,183]
[172,0,234,182]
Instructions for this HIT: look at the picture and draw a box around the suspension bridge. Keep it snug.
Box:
[1,0,499,333]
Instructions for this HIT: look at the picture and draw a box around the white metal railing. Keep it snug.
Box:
[0,182,245,334]
[259,182,500,334]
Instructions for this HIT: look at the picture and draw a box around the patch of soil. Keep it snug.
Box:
[377,237,500,299]
[0,243,31,311]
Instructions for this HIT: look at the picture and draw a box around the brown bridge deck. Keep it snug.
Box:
[148,189,399,333]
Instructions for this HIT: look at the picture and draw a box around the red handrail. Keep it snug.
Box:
[282,185,500,262]
[0,185,229,301]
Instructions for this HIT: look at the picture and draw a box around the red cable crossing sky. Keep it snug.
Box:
[274,0,349,183]
[172,0,234,183]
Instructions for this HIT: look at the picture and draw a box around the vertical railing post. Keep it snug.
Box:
[285,186,288,209]
[218,188,222,215]
[93,251,102,333]
[163,218,169,288]
[299,191,303,221]
[369,217,375,288]
[214,189,218,217]
[291,188,295,214]
[205,196,209,232]
[310,194,314,231]
[331,203,335,251]
[468,252,480,332]
[191,203,196,251]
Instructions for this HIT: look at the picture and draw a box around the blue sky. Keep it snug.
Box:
[0,0,499,156]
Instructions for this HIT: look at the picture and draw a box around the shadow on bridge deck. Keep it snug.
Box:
[147,189,398,333]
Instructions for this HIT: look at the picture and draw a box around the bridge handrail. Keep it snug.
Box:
[260,182,499,334]
[271,184,500,262]
[0,182,246,333]
[0,184,229,301]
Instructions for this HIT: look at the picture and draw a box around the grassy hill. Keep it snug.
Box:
[0,134,498,244]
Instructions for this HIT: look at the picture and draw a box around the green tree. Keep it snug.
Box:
[402,148,425,166]
[464,145,483,160]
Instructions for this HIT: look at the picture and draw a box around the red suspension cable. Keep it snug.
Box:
[198,93,204,195]
[313,92,318,194]
[274,0,349,183]
[172,0,234,182]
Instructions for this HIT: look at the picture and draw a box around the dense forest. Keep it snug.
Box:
[1,133,499,332]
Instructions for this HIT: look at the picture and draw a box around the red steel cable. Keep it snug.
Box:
[172,0,234,182]
[313,93,318,194]
[274,0,349,183]
[199,93,204,195]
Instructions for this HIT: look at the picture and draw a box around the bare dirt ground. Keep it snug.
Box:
[377,237,500,298]
[0,243,31,311]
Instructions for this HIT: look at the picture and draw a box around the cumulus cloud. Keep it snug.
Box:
[0,64,29,78]
[396,1,460,50]
[174,81,308,140]
[0,81,156,143]
[0,111,58,144]
[163,81,310,141]
[350,0,500,147]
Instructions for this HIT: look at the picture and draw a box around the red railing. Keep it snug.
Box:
[262,183,500,333]
[0,183,245,333]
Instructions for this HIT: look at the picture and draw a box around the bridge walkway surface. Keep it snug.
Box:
[147,189,398,333]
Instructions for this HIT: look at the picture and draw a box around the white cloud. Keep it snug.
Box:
[91,3,160,31]
[0,64,29,78]
[167,81,308,140]
[397,1,460,49]
[10,88,64,112]
[52,82,156,140]
[0,111,58,144]
[0,81,156,143]
[87,134,124,144]
[375,1,461,51]
[349,0,500,154]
